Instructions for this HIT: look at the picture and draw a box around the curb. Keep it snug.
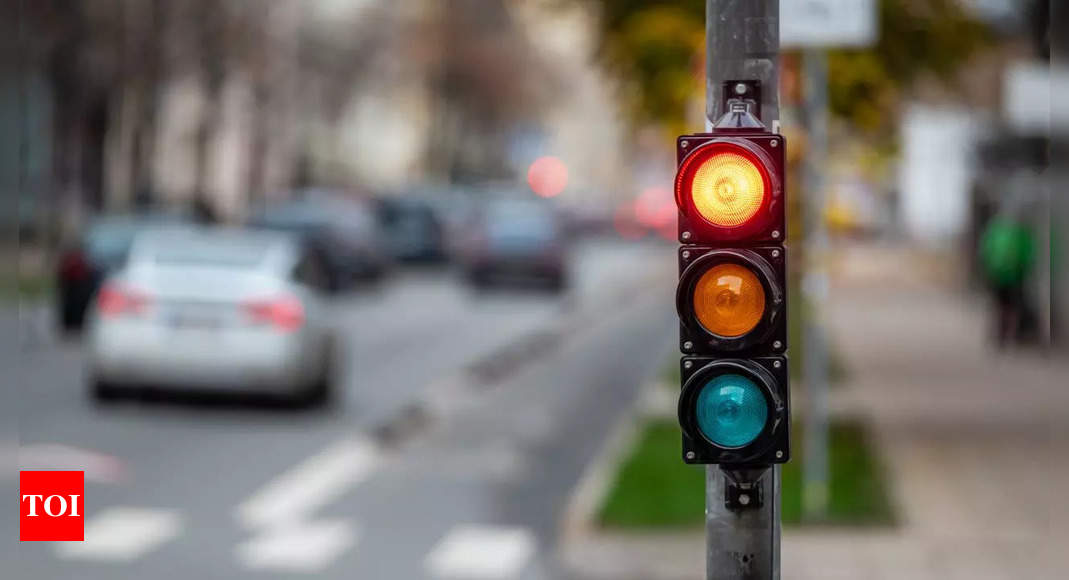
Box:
[556,378,706,580]
[370,263,671,452]
[559,391,641,538]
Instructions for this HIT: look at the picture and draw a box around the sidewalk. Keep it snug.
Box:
[560,244,1068,580]
[784,246,1069,579]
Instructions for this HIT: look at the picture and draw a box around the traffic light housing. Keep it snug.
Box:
[675,108,790,467]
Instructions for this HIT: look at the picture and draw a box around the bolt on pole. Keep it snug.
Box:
[704,1,781,579]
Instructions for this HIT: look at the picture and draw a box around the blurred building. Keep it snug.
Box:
[15,0,633,234]
[892,0,1048,244]
[898,106,985,244]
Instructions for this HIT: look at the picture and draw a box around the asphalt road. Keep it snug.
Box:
[6,238,676,580]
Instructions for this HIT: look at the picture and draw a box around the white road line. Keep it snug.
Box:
[55,507,181,562]
[235,437,380,529]
[235,519,358,573]
[426,525,536,579]
[19,443,128,483]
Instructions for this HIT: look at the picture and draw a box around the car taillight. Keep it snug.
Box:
[59,251,89,280]
[97,284,151,317]
[242,295,305,332]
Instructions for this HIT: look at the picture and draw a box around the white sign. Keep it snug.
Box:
[781,0,878,48]
[1003,62,1069,134]
[898,106,978,243]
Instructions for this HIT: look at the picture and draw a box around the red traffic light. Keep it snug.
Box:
[675,135,784,243]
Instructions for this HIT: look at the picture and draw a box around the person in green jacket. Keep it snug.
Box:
[979,215,1036,348]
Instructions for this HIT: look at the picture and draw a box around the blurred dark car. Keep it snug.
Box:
[559,203,615,237]
[376,197,447,263]
[460,198,569,291]
[248,196,389,292]
[420,186,478,261]
[56,214,185,332]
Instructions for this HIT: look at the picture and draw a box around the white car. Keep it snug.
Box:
[87,227,335,405]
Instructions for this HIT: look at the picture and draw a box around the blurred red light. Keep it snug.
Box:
[243,295,305,332]
[656,214,678,241]
[527,156,568,198]
[97,284,150,317]
[633,187,677,240]
[635,187,670,225]
[614,202,647,240]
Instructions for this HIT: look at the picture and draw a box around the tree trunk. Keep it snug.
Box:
[246,84,269,209]
[192,87,222,223]
[47,2,88,237]
[131,0,163,208]
[191,0,225,223]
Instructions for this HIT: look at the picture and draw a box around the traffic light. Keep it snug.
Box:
[675,88,790,467]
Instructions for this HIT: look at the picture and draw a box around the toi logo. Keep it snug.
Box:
[20,471,84,541]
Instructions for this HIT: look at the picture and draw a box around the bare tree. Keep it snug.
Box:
[423,0,560,182]
[128,0,164,206]
[295,1,395,186]
[189,0,226,221]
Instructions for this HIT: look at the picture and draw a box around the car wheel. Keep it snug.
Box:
[300,375,330,407]
[467,268,490,288]
[365,262,387,282]
[325,268,346,294]
[59,300,85,333]
[91,379,123,402]
[300,345,334,408]
[547,272,568,293]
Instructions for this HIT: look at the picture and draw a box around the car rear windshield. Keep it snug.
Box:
[487,205,558,240]
[150,240,273,269]
[85,224,140,262]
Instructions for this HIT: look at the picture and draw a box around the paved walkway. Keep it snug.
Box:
[785,248,1069,579]
[559,245,1068,580]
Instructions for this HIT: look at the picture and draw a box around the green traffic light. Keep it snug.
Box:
[695,374,768,448]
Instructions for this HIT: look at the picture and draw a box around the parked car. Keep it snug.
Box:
[375,196,447,263]
[459,198,570,291]
[248,196,389,292]
[400,185,481,262]
[86,227,336,405]
[56,213,185,332]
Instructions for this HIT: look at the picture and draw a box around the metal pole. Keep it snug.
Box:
[705,0,781,131]
[801,49,830,520]
[705,2,780,579]
[1055,0,1068,349]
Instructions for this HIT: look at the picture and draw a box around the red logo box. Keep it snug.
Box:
[20,471,84,541]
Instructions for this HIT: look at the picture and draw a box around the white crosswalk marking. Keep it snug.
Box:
[19,443,127,483]
[426,525,536,579]
[235,437,380,529]
[55,507,181,562]
[233,437,381,573]
[235,519,358,573]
